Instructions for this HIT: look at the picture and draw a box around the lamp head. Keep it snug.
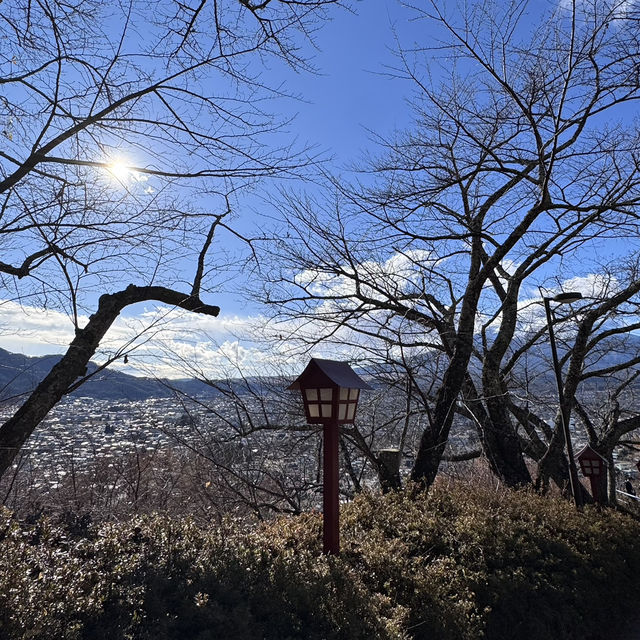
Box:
[552,291,583,304]
[288,358,371,425]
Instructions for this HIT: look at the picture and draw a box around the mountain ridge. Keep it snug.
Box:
[0,347,216,401]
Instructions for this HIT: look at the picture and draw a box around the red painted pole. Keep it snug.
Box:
[323,418,340,554]
[589,476,600,504]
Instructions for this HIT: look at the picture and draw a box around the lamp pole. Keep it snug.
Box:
[323,417,340,554]
[541,290,583,508]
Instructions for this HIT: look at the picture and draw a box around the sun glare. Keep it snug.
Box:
[106,158,131,182]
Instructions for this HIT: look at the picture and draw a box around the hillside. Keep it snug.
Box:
[2,332,639,403]
[0,482,638,640]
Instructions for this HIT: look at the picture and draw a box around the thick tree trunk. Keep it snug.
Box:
[508,401,572,491]
[536,436,572,494]
[537,432,591,504]
[479,270,532,486]
[479,369,532,487]
[481,392,532,487]
[480,416,532,486]
[411,282,482,485]
[0,285,219,480]
[410,199,559,487]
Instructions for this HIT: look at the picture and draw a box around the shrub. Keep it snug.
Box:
[0,482,638,639]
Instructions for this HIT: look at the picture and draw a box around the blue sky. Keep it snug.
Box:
[281,1,415,163]
[214,0,426,314]
[3,0,632,378]
[0,1,424,370]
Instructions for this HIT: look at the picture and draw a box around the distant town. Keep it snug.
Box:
[3,388,637,501]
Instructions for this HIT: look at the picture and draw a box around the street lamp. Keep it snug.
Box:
[288,358,371,554]
[541,289,583,508]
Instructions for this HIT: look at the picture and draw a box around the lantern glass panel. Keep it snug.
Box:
[320,388,333,401]
[350,389,359,401]
[309,404,320,418]
[338,404,347,420]
[339,388,349,401]
[321,403,333,418]
[346,404,356,420]
[305,389,318,402]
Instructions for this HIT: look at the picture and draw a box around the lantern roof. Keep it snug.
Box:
[287,358,372,391]
[576,444,607,464]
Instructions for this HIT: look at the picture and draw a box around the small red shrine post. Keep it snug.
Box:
[288,358,371,554]
[577,444,608,504]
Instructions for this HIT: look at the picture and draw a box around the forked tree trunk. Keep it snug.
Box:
[481,372,532,487]
[460,377,532,487]
[411,331,478,486]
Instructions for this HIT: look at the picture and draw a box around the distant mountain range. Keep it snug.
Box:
[2,331,639,403]
[0,348,217,402]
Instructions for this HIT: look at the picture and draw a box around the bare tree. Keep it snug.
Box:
[503,259,640,502]
[153,349,426,514]
[259,0,640,488]
[0,0,342,478]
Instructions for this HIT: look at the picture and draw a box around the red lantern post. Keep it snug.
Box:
[288,358,371,554]
[577,445,608,504]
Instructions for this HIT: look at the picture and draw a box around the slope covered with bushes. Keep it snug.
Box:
[1,482,638,639]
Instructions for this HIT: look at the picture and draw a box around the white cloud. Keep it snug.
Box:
[561,274,620,299]
[0,301,82,354]
[1,270,615,382]
[515,272,618,335]
[294,249,446,312]
[0,299,282,378]
[0,298,327,381]
[558,0,636,16]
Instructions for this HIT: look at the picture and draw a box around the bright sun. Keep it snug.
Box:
[106,158,131,182]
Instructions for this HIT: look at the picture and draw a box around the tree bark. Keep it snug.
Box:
[411,267,483,485]
[480,389,533,486]
[508,400,571,490]
[0,285,219,480]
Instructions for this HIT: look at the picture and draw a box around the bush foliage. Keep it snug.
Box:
[1,482,639,639]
